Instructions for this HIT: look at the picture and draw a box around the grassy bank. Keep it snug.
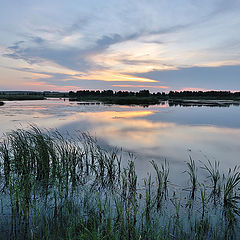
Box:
[0,94,45,101]
[0,127,239,239]
[70,96,240,107]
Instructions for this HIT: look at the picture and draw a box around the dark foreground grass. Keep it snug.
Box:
[0,127,239,239]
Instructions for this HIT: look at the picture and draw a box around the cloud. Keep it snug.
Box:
[1,0,240,91]
[3,31,139,72]
[112,85,168,89]
[31,37,45,44]
[2,65,159,91]
[135,65,240,91]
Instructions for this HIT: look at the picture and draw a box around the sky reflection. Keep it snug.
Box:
[0,99,240,182]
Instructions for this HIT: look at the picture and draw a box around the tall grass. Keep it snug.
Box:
[201,160,221,203]
[223,167,240,218]
[0,126,239,239]
[185,156,198,199]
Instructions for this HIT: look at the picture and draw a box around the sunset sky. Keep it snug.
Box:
[0,0,240,92]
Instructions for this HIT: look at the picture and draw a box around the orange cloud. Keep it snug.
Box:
[73,71,157,83]
[112,84,168,89]
[31,73,52,79]
[23,81,80,92]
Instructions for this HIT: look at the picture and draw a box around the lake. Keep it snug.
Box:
[0,98,240,184]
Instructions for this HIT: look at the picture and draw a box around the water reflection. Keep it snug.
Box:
[0,99,240,183]
[63,111,240,171]
[168,99,240,107]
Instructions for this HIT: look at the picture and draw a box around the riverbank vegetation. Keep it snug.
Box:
[0,101,4,106]
[69,90,240,100]
[0,91,68,101]
[69,90,161,105]
[168,99,240,107]
[70,96,161,105]
[69,90,240,106]
[0,94,45,101]
[1,90,240,105]
[0,126,239,239]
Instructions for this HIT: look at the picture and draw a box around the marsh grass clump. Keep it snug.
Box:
[223,167,240,220]
[185,156,198,199]
[0,126,239,239]
[151,159,169,210]
[201,160,221,203]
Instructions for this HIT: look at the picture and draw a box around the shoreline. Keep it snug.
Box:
[70,97,240,106]
[0,95,45,101]
[1,95,240,107]
[168,99,240,107]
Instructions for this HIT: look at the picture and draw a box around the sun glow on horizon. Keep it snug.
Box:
[72,71,158,83]
[112,84,168,89]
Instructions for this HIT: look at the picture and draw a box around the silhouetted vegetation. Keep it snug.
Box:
[0,91,45,101]
[0,126,239,239]
[0,101,4,106]
[1,90,240,100]
[69,89,161,99]
[69,90,240,99]
[0,95,45,101]
[0,91,68,101]
[168,90,240,99]
[168,99,240,107]
[101,96,160,105]
[69,90,240,106]
[1,90,240,105]
[69,90,161,105]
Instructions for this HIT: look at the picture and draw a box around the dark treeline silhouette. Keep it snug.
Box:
[0,91,43,95]
[69,90,240,99]
[69,90,163,105]
[69,89,165,98]
[168,90,240,99]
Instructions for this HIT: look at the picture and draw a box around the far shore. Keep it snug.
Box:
[168,99,240,107]
[0,95,45,101]
[1,95,240,107]
[1,91,240,106]
[69,96,161,105]
[70,96,240,106]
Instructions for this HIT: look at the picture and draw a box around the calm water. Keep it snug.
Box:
[1,98,240,183]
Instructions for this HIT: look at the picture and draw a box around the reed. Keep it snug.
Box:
[151,160,164,210]
[185,156,198,199]
[223,166,240,223]
[199,183,206,219]
[201,160,221,203]
[144,174,152,237]
[0,126,239,239]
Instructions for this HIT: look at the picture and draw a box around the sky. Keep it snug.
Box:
[0,0,240,92]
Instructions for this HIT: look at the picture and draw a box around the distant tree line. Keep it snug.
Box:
[0,91,43,95]
[69,90,166,98]
[69,90,240,99]
[0,91,68,98]
[168,91,240,98]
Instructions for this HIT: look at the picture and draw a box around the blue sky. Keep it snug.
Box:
[0,0,240,91]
